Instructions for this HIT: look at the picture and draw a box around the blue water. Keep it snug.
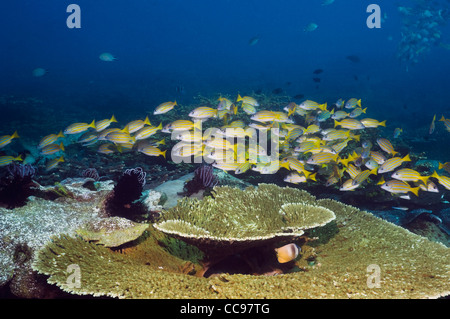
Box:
[1,0,450,136]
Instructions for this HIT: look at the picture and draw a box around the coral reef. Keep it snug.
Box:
[75,217,149,248]
[182,164,218,197]
[31,186,450,299]
[0,163,37,209]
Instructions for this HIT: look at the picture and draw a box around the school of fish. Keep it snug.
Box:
[2,95,450,201]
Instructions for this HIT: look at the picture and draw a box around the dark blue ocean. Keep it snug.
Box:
[1,0,450,158]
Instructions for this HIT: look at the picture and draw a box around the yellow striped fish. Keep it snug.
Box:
[360,118,386,128]
[217,97,234,111]
[352,168,377,186]
[346,163,361,179]
[97,143,118,154]
[95,115,117,132]
[241,102,257,115]
[64,120,96,135]
[236,94,259,106]
[284,171,317,184]
[391,168,429,184]
[135,123,162,140]
[235,161,252,174]
[431,171,450,190]
[154,101,177,115]
[213,161,240,171]
[298,100,328,111]
[41,142,65,155]
[125,116,151,134]
[380,179,420,196]
[370,151,387,164]
[105,129,135,145]
[250,110,276,123]
[0,131,19,149]
[45,156,64,171]
[189,106,218,119]
[162,119,202,132]
[97,128,121,141]
[137,145,166,158]
[334,118,364,130]
[0,155,23,167]
[378,154,411,174]
[340,178,360,191]
[38,131,64,149]
[306,152,338,165]
[349,107,367,118]
[376,138,398,156]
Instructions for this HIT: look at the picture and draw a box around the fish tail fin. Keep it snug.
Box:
[174,101,178,106]
[402,153,411,162]
[193,120,203,131]
[58,156,65,162]
[379,120,386,127]
[110,115,118,123]
[279,161,290,170]
[236,94,243,102]
[410,186,420,197]
[353,134,360,142]
[121,126,130,134]
[116,144,123,153]
[157,122,163,130]
[319,102,328,111]
[60,142,65,151]
[57,130,65,138]
[11,131,19,139]
[334,120,340,128]
[15,155,23,161]
[144,116,151,126]
[357,99,362,107]
[377,176,385,185]
[431,171,440,179]
[161,149,167,158]
[439,162,444,170]
[439,115,445,122]
[419,175,430,185]
[370,168,378,176]
[89,120,96,129]
[362,107,367,113]
[157,138,165,145]
[308,172,317,182]
[233,104,238,115]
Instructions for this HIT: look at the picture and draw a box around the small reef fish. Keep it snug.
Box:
[189,106,218,119]
[306,152,338,165]
[154,101,177,115]
[439,115,450,132]
[429,114,436,134]
[360,118,386,128]
[370,151,387,165]
[64,120,96,135]
[125,116,152,134]
[344,98,361,109]
[393,128,403,138]
[340,178,360,191]
[38,131,65,149]
[0,131,19,149]
[376,138,398,156]
[45,156,64,171]
[99,52,116,62]
[378,154,411,174]
[391,168,429,184]
[380,179,420,197]
[137,145,166,158]
[236,94,259,107]
[284,172,316,184]
[95,115,117,132]
[331,110,349,120]
[0,155,23,167]
[105,130,135,145]
[298,100,327,111]
[135,123,163,140]
[335,98,345,109]
[275,243,300,263]
[349,107,367,118]
[40,142,65,156]
[162,120,202,132]
[352,168,377,186]
[97,143,118,154]
[334,119,365,130]
[431,171,450,190]
[304,23,318,32]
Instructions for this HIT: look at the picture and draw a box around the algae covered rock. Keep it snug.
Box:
[76,217,149,248]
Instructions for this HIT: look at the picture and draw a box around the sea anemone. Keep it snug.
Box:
[105,167,147,218]
[182,164,218,196]
[0,163,37,209]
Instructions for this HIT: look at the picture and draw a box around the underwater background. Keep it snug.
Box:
[0,0,450,300]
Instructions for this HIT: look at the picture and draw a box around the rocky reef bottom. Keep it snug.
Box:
[0,172,449,299]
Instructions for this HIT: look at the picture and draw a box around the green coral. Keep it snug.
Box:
[32,186,450,299]
[154,184,336,242]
